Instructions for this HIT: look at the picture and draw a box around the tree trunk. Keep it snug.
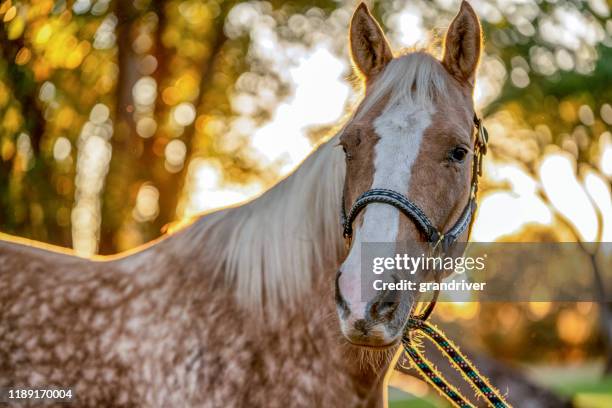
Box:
[150,0,235,230]
[99,0,145,254]
[99,1,235,253]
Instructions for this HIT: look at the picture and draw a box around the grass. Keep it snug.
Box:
[554,376,612,408]
[388,386,444,408]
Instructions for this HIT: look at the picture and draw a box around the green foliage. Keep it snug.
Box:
[0,0,610,253]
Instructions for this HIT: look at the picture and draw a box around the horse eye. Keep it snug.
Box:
[448,146,468,163]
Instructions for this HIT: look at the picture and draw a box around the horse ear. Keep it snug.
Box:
[349,3,393,79]
[442,1,482,87]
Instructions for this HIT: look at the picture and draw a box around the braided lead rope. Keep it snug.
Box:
[401,332,471,408]
[403,318,511,408]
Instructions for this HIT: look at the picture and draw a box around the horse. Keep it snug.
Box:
[1,2,485,406]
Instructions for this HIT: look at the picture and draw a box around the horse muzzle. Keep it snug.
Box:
[335,271,413,348]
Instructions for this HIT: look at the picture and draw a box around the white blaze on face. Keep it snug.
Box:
[339,102,432,319]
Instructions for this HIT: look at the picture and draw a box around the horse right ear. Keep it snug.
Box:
[349,3,393,80]
[442,1,482,87]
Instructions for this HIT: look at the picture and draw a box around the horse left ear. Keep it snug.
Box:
[442,1,482,87]
[349,3,393,80]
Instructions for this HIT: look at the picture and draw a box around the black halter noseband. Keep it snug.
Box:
[340,115,488,253]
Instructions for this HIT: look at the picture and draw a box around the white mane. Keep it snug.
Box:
[186,51,447,311]
[188,137,346,311]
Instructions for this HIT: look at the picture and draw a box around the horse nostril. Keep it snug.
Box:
[369,299,398,321]
[353,319,369,335]
[368,285,400,321]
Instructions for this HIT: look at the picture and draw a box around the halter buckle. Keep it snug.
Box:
[477,150,484,176]
[432,233,445,253]
[477,121,489,156]
[343,229,352,248]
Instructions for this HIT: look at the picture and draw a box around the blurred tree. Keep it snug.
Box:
[100,0,242,252]
[0,0,339,253]
[481,3,612,374]
[100,0,339,252]
[0,8,68,245]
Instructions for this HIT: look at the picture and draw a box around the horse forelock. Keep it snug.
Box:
[356,51,448,121]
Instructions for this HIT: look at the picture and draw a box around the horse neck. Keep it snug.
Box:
[161,137,393,400]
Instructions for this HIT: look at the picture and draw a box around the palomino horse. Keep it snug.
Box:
[1,2,485,406]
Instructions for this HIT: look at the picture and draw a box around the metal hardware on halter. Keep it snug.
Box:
[431,233,445,253]
[340,114,488,253]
